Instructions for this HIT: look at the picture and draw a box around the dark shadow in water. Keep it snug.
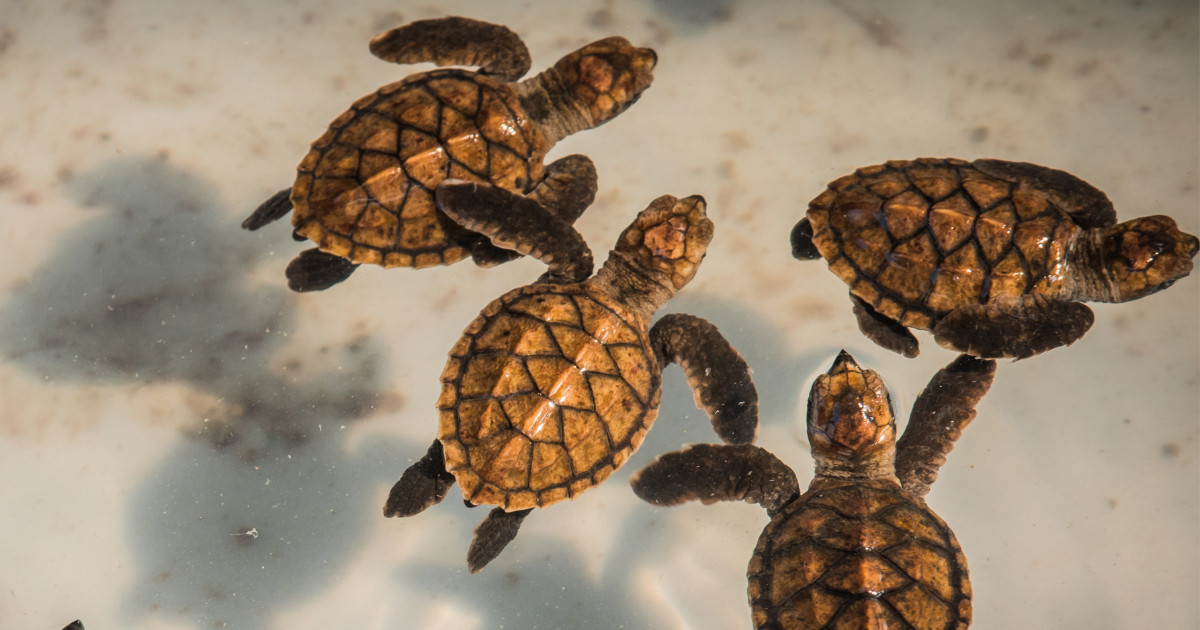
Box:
[4,155,282,385]
[0,154,399,629]
[648,0,740,30]
[392,492,679,629]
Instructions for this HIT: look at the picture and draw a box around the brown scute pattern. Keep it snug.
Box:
[291,69,550,268]
[439,284,662,511]
[749,480,970,630]
[807,158,1083,330]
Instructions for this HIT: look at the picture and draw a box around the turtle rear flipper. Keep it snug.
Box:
[467,507,532,573]
[631,443,798,515]
[285,248,359,292]
[895,354,996,499]
[242,188,293,231]
[790,218,820,260]
[649,314,759,444]
[933,295,1094,359]
[466,154,598,268]
[465,237,522,268]
[384,440,457,518]
[436,180,593,284]
[369,16,532,81]
[852,295,920,358]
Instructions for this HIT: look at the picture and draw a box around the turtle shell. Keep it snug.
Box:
[437,282,663,511]
[291,69,551,269]
[748,479,971,630]
[807,157,1084,331]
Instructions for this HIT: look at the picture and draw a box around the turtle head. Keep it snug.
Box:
[806,351,896,480]
[551,37,656,127]
[613,194,713,291]
[1098,215,1198,301]
[589,195,711,319]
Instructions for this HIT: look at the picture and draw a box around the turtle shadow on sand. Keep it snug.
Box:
[0,154,401,629]
[391,493,680,629]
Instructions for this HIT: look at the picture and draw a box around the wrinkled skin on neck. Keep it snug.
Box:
[1074,215,1199,302]
[516,37,656,144]
[587,195,712,322]
[807,351,897,483]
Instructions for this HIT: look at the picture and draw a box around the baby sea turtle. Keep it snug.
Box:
[792,158,1199,358]
[634,351,996,629]
[384,187,758,572]
[243,16,656,291]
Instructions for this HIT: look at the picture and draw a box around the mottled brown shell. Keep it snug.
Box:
[807,158,1083,330]
[291,69,551,268]
[437,282,662,511]
[749,479,970,630]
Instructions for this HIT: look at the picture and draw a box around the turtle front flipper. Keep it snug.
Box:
[851,294,920,358]
[242,188,293,231]
[466,155,599,268]
[972,159,1117,229]
[649,313,759,444]
[895,355,996,499]
[368,16,532,82]
[527,154,598,225]
[790,217,820,260]
[467,507,532,573]
[631,443,798,515]
[933,295,1094,359]
[384,440,457,518]
[436,180,593,284]
[285,248,360,292]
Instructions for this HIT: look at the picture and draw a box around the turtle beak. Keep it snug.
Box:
[828,350,861,375]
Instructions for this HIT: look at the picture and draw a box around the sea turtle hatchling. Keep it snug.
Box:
[633,351,996,630]
[384,187,758,572]
[243,16,656,291]
[791,158,1199,359]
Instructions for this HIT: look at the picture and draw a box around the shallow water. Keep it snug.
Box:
[0,1,1196,629]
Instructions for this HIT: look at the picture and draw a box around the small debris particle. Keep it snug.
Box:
[231,528,259,546]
